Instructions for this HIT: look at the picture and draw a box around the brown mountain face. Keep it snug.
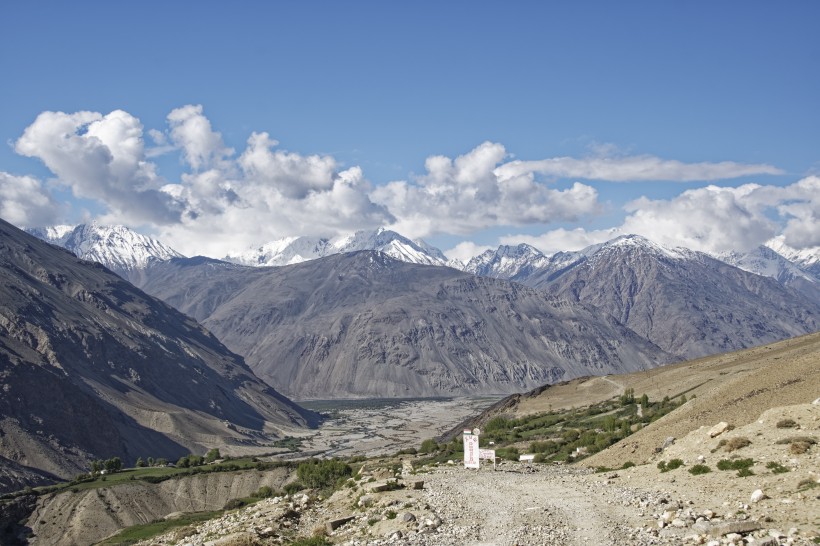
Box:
[135,252,674,400]
[0,219,317,490]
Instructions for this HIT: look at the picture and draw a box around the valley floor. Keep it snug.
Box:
[299,397,501,457]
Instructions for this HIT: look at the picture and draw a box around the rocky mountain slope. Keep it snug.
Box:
[134,252,672,399]
[0,219,316,489]
[538,236,820,358]
[472,235,820,359]
[223,227,453,268]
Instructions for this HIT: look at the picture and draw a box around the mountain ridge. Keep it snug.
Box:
[0,219,316,490]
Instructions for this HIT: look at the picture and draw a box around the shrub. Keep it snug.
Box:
[296,459,352,489]
[766,461,790,474]
[790,441,812,455]
[284,482,305,495]
[204,448,221,463]
[776,419,798,429]
[689,464,711,475]
[253,486,273,498]
[724,437,751,452]
[223,498,246,510]
[621,461,636,469]
[736,467,754,477]
[717,458,754,471]
[797,479,818,491]
[775,436,816,445]
[419,439,438,454]
[657,459,683,473]
[386,510,397,520]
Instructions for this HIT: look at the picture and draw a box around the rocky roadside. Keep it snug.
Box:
[136,459,818,546]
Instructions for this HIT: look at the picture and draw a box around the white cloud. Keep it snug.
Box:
[509,176,820,255]
[239,132,338,199]
[495,153,783,183]
[499,227,620,255]
[372,141,601,238]
[0,172,61,227]
[444,241,494,263]
[7,105,813,258]
[166,105,234,171]
[14,109,183,225]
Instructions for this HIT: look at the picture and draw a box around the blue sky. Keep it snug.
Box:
[1,1,818,260]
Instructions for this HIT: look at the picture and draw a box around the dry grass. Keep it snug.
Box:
[776,418,798,429]
[724,437,752,452]
[790,441,812,455]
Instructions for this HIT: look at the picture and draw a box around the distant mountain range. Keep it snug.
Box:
[26,223,820,291]
[132,252,672,399]
[24,222,820,398]
[1,219,316,491]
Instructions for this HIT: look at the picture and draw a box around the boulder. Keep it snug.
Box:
[708,422,730,438]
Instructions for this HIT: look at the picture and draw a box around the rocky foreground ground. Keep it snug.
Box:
[138,403,819,546]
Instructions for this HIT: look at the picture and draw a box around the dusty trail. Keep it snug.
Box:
[418,466,633,546]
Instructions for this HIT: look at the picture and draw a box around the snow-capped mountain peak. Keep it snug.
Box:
[463,243,550,279]
[223,228,450,268]
[26,223,184,274]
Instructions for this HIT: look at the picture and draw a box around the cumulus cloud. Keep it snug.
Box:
[9,105,394,256]
[499,227,621,255]
[7,105,812,258]
[504,176,820,255]
[166,104,234,171]
[14,109,183,225]
[495,153,783,183]
[372,141,601,238]
[0,172,61,227]
[444,241,494,264]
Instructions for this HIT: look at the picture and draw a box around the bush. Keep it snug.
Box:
[205,448,221,463]
[790,441,812,455]
[736,467,754,477]
[658,458,684,472]
[797,479,818,491]
[253,486,274,498]
[284,482,305,495]
[766,461,790,474]
[724,437,751,452]
[717,458,754,471]
[776,419,798,429]
[419,439,438,454]
[224,498,246,510]
[296,459,352,490]
[689,464,711,475]
[621,461,636,469]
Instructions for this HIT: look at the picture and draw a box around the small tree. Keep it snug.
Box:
[205,448,221,463]
[419,439,438,453]
[147,457,155,467]
[104,457,122,473]
[639,394,649,408]
[135,457,146,468]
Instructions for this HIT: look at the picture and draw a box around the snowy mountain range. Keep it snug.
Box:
[24,222,820,298]
[222,227,458,268]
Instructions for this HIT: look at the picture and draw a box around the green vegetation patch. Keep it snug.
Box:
[658,459,684,473]
[413,392,688,467]
[96,510,221,545]
[688,464,711,475]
